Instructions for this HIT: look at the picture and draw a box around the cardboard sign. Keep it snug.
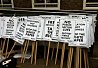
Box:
[29,16,45,40]
[59,19,75,43]
[0,17,4,38]
[42,16,55,41]
[23,17,40,41]
[2,17,18,38]
[73,20,87,47]
[86,16,94,47]
[52,16,69,42]
[69,15,88,47]
[52,17,60,42]
[13,17,27,44]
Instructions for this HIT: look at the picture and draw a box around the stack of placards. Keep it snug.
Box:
[0,14,97,48]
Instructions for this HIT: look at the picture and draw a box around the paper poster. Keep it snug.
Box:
[2,17,18,38]
[52,17,60,42]
[86,16,94,47]
[0,17,4,38]
[28,16,45,40]
[23,18,40,41]
[13,17,27,44]
[69,15,86,19]
[59,19,75,43]
[52,16,69,42]
[0,18,1,38]
[43,18,55,41]
[73,20,87,47]
[40,15,56,41]
[36,17,45,40]
[85,18,91,48]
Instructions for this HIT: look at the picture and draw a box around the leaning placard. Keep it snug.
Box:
[13,17,27,44]
[0,17,4,38]
[23,18,40,41]
[33,16,45,40]
[59,18,75,44]
[2,17,18,39]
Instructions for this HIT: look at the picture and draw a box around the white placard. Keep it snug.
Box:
[52,16,69,42]
[52,17,60,42]
[59,19,75,43]
[73,20,87,47]
[13,17,27,44]
[2,17,18,38]
[86,16,94,47]
[0,17,4,38]
[42,16,55,41]
[23,18,40,41]
[29,16,45,40]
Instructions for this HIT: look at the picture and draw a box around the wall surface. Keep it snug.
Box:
[14,0,32,8]
[60,0,83,10]
[13,0,83,10]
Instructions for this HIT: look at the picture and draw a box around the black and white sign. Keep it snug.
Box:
[73,20,87,47]
[29,16,45,40]
[0,14,96,48]
[0,17,4,38]
[13,17,27,44]
[59,19,75,43]
[2,17,18,38]
[23,18,40,41]
[43,17,55,41]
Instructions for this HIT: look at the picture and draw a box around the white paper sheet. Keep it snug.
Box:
[13,17,27,44]
[2,17,18,38]
[59,19,75,44]
[23,16,40,41]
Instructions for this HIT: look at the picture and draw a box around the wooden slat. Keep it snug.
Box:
[86,2,98,4]
[34,3,58,5]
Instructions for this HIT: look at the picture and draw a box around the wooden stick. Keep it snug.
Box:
[7,41,16,58]
[46,41,51,66]
[80,48,82,68]
[86,52,89,68]
[51,48,54,60]
[69,48,73,68]
[5,38,9,58]
[74,47,76,68]
[31,41,35,64]
[60,43,65,68]
[67,47,72,68]
[67,47,70,68]
[85,49,89,68]
[23,40,30,63]
[84,49,87,68]
[76,47,79,68]
[55,42,59,65]
[21,40,27,63]
[1,39,6,55]
[44,46,46,59]
[34,41,37,65]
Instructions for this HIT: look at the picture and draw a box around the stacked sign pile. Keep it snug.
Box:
[0,14,97,48]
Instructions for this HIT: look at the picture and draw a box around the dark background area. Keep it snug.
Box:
[13,0,83,10]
